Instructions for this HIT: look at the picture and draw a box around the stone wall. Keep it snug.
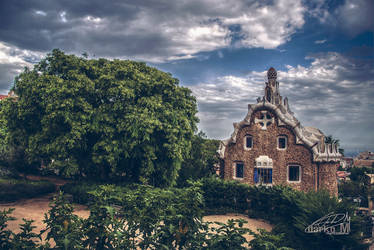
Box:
[319,163,338,196]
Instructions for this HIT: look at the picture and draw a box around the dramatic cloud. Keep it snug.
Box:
[191,52,374,153]
[0,42,44,93]
[308,0,374,36]
[0,0,305,62]
[335,0,374,36]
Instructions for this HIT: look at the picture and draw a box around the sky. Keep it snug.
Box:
[0,0,373,156]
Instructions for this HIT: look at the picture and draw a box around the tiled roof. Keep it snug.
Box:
[0,95,8,100]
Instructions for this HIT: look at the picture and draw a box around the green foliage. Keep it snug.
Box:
[339,167,374,207]
[348,167,373,183]
[0,208,15,249]
[0,208,41,249]
[203,219,251,250]
[42,191,84,249]
[249,229,293,250]
[0,103,34,176]
[87,184,205,249]
[291,190,363,249]
[60,181,99,204]
[0,179,369,249]
[195,177,368,249]
[0,178,56,202]
[7,49,198,186]
[197,176,250,214]
[177,131,220,187]
[11,219,41,249]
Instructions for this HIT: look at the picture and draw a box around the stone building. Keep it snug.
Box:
[218,67,341,195]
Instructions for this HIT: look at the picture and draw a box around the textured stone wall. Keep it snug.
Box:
[319,163,338,196]
[223,108,337,195]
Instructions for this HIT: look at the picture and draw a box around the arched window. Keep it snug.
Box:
[244,135,253,150]
[277,135,287,150]
[254,156,273,185]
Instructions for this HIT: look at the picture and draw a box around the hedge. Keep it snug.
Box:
[194,176,369,250]
[0,178,56,202]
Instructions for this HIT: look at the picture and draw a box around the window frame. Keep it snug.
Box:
[254,155,273,186]
[254,167,273,185]
[243,135,253,150]
[233,162,244,179]
[287,165,301,183]
[277,135,287,150]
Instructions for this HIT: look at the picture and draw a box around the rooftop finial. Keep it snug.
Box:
[267,67,277,80]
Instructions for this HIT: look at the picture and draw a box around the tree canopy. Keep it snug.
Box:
[4,49,198,186]
[177,131,220,186]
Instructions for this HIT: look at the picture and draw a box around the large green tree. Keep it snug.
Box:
[177,131,220,186]
[4,49,198,186]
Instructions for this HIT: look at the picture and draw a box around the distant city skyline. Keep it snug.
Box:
[0,0,373,155]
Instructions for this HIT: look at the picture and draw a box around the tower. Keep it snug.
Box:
[265,67,282,105]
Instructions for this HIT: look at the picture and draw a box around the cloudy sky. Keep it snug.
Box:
[0,0,373,155]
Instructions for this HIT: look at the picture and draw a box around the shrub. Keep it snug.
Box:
[0,178,56,202]
[197,176,249,215]
[0,208,15,249]
[60,182,98,204]
[194,177,368,250]
[42,191,84,249]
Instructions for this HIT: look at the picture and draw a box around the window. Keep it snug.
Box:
[288,165,301,182]
[244,135,253,150]
[254,168,272,184]
[278,136,287,150]
[254,155,273,185]
[235,162,244,178]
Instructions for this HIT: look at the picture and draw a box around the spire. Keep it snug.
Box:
[264,67,281,105]
[267,67,277,80]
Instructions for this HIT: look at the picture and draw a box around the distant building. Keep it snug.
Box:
[340,157,354,169]
[218,68,341,196]
[354,151,374,168]
[0,91,17,101]
[337,170,351,182]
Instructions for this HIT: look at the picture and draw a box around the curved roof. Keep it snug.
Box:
[218,96,341,163]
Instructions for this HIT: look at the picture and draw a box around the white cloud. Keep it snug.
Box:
[1,0,306,63]
[192,52,374,153]
[223,0,305,49]
[59,11,67,23]
[314,39,326,44]
[112,0,305,62]
[35,10,47,16]
[0,42,45,93]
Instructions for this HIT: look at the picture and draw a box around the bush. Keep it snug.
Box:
[197,177,250,215]
[0,178,56,202]
[193,177,368,250]
[60,182,99,204]
[1,184,295,249]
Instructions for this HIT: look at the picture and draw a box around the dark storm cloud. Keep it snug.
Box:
[191,52,374,153]
[0,0,306,62]
[0,0,138,53]
[308,0,374,36]
[335,0,374,36]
